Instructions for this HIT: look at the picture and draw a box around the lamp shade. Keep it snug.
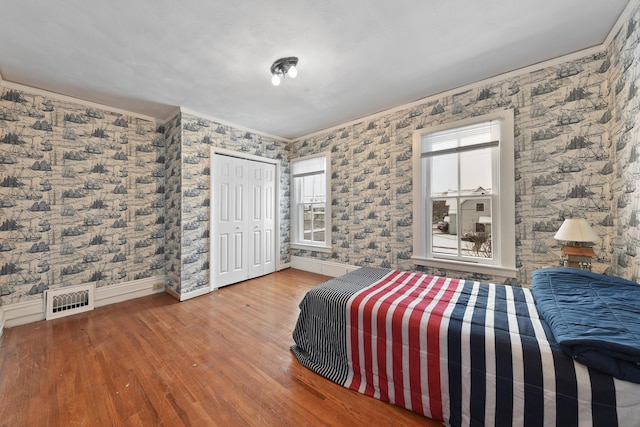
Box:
[554,218,598,242]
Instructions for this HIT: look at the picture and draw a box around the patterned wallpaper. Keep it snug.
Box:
[163,111,291,297]
[0,90,291,304]
[0,4,637,306]
[164,112,183,296]
[0,89,165,305]
[292,3,640,286]
[608,6,640,281]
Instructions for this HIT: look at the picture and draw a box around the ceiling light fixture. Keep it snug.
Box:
[270,57,298,86]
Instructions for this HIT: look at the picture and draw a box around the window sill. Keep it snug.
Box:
[290,243,332,254]
[411,256,517,279]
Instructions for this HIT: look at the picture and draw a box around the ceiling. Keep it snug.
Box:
[0,0,632,139]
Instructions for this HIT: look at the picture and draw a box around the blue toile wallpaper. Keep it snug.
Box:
[163,111,291,297]
[0,2,638,307]
[0,90,165,305]
[292,3,640,286]
[608,6,640,280]
[164,112,183,297]
[0,92,291,304]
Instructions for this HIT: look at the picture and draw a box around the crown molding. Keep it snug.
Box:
[603,0,640,48]
[0,79,159,123]
[295,44,606,142]
[294,1,638,143]
[162,107,182,124]
[0,306,5,339]
[179,106,292,143]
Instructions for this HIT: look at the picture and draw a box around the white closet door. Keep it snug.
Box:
[211,154,277,289]
[262,162,276,275]
[212,154,248,287]
[247,161,276,279]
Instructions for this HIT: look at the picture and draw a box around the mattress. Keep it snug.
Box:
[291,267,640,426]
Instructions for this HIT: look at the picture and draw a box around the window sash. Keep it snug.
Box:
[292,156,325,177]
[421,140,498,158]
[430,193,494,261]
[291,153,330,249]
[412,109,516,277]
[424,119,499,265]
[422,120,500,154]
[299,203,326,243]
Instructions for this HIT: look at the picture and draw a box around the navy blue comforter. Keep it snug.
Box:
[531,267,640,383]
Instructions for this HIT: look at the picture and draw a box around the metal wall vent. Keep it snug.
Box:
[45,283,95,320]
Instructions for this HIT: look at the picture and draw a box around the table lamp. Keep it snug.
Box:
[553,218,598,270]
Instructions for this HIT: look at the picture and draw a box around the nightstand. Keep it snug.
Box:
[560,245,595,270]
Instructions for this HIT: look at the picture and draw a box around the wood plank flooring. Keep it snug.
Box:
[0,269,442,426]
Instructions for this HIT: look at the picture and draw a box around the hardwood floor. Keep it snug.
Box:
[0,269,442,426]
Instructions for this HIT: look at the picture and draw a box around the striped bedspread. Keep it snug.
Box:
[291,268,640,427]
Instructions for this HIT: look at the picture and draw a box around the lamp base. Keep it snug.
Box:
[560,245,594,270]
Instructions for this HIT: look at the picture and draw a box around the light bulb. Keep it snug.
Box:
[271,74,280,86]
[287,65,297,79]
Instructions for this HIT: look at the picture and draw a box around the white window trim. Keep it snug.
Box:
[291,152,332,253]
[412,110,516,278]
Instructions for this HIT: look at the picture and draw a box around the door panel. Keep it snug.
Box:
[262,163,276,275]
[212,155,248,287]
[264,229,272,265]
[253,186,261,221]
[234,231,243,270]
[218,234,229,273]
[211,153,277,289]
[247,161,265,279]
[252,230,261,268]
[234,185,243,221]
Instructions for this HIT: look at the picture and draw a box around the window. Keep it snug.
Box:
[291,153,331,252]
[412,110,516,277]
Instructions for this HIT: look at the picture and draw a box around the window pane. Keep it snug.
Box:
[314,173,326,200]
[301,174,327,203]
[458,120,499,148]
[292,156,325,176]
[294,176,303,201]
[302,175,314,201]
[430,138,458,152]
[292,153,330,248]
[423,120,499,152]
[301,203,311,241]
[460,197,492,259]
[431,198,457,255]
[312,205,325,242]
[460,147,492,194]
[430,153,458,196]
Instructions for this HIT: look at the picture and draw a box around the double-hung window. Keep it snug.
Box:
[412,110,516,277]
[291,153,331,252]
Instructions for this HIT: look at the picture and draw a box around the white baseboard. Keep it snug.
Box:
[95,276,165,308]
[291,256,359,277]
[165,287,180,300]
[2,299,45,329]
[2,276,165,329]
[277,262,291,271]
[0,306,5,338]
[179,286,211,301]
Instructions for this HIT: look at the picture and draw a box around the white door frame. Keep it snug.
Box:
[210,147,281,291]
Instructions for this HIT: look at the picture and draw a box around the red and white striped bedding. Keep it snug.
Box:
[292,267,640,426]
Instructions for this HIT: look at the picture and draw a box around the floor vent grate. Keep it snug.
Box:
[45,284,95,320]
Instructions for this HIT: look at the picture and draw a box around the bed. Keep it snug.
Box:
[291,267,640,426]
